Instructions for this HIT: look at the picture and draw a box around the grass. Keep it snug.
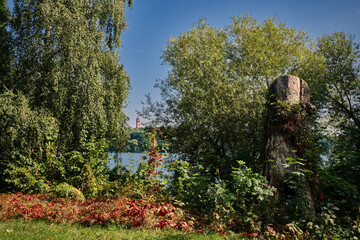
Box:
[0,218,249,240]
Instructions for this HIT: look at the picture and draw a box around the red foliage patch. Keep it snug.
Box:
[0,193,194,232]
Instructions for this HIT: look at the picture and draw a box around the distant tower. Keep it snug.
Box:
[136,116,140,129]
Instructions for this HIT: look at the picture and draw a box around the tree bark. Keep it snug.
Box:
[264,75,315,211]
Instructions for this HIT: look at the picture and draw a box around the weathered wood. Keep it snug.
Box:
[264,75,315,210]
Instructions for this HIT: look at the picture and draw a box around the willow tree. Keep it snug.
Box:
[143,15,323,175]
[10,0,132,151]
[0,0,11,90]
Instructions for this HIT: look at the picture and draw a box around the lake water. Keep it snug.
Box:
[108,152,148,171]
[107,152,175,175]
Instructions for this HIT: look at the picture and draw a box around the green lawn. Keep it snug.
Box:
[0,219,248,240]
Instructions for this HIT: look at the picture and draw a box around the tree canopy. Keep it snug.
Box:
[125,128,151,153]
[143,15,324,173]
[317,32,360,187]
[0,0,11,90]
[8,0,132,152]
[0,0,132,192]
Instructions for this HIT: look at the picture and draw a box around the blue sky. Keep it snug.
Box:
[6,0,360,127]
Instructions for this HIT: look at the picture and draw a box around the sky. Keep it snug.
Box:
[6,0,360,127]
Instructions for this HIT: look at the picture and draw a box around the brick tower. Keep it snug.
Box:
[136,116,140,129]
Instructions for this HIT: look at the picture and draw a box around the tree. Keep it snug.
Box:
[317,32,360,132]
[145,19,236,166]
[126,128,151,153]
[0,0,132,193]
[0,0,11,91]
[317,32,360,188]
[9,0,132,152]
[143,15,323,175]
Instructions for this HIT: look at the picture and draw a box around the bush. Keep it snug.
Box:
[168,160,273,212]
[0,193,194,231]
[46,137,111,198]
[317,169,359,220]
[50,183,85,201]
[0,91,112,197]
[167,159,274,233]
[0,91,58,192]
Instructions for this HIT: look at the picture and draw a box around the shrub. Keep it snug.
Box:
[167,159,274,233]
[317,168,359,221]
[50,183,85,201]
[0,91,58,192]
[0,193,194,231]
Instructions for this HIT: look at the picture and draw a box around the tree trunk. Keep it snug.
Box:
[264,75,315,211]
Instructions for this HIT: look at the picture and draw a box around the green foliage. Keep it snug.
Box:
[0,0,11,91]
[125,128,151,152]
[281,157,313,221]
[168,159,273,217]
[305,201,360,239]
[143,15,323,174]
[50,183,85,201]
[9,0,131,152]
[58,137,110,197]
[167,160,190,199]
[26,136,111,198]
[317,169,359,219]
[231,161,274,203]
[316,32,360,190]
[228,15,322,88]
[0,90,110,196]
[166,159,274,234]
[317,32,360,118]
[0,0,132,195]
[0,90,58,192]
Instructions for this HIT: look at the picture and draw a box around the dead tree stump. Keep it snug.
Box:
[264,75,315,210]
